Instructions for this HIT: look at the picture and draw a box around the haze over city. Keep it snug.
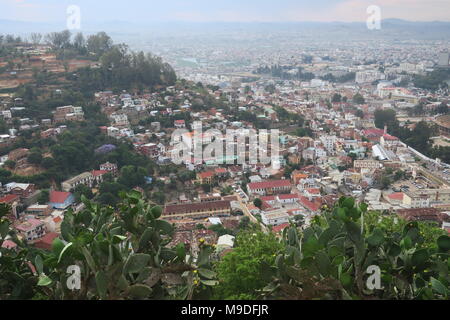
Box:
[1,0,450,23]
[0,0,449,305]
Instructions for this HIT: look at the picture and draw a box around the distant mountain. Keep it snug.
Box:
[0,19,64,33]
[1,19,450,40]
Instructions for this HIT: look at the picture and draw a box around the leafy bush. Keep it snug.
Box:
[0,192,217,300]
[1,195,448,300]
[261,197,450,300]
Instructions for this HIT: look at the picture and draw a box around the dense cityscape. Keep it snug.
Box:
[0,1,449,303]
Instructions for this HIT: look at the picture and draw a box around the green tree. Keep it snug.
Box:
[381,176,392,189]
[355,109,364,118]
[118,165,146,188]
[41,157,56,169]
[4,160,15,170]
[73,184,94,202]
[374,109,398,131]
[208,224,233,237]
[214,232,283,299]
[239,216,251,230]
[97,192,117,206]
[265,84,276,94]
[331,93,342,103]
[86,32,113,56]
[394,170,406,181]
[27,153,43,165]
[37,190,49,204]
[352,93,365,105]
[253,198,263,209]
[151,191,166,205]
[201,184,211,193]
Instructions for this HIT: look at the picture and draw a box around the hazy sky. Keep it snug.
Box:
[1,0,449,23]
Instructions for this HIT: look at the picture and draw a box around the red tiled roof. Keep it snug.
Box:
[1,239,17,249]
[49,191,71,204]
[15,218,44,232]
[278,193,300,200]
[383,134,399,141]
[248,180,292,190]
[34,233,59,251]
[261,196,276,202]
[299,196,320,212]
[306,188,321,195]
[261,201,273,210]
[92,170,108,177]
[198,171,215,179]
[363,128,384,137]
[388,192,404,201]
[272,223,290,233]
[0,194,19,203]
[396,208,448,223]
[223,195,238,201]
[53,216,63,223]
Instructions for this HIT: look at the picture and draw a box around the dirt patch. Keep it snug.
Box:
[432,137,450,148]
[14,165,45,176]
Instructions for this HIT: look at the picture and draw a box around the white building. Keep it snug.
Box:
[62,172,94,192]
[110,113,129,127]
[261,209,290,226]
[356,70,385,84]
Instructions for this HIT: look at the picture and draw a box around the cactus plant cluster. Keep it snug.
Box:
[1,194,449,300]
[0,204,39,299]
[0,192,218,300]
[261,197,450,300]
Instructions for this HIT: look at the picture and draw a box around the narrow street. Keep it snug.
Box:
[234,192,269,233]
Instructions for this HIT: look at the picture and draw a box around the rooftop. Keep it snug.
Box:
[164,200,231,215]
[49,191,72,204]
[248,179,292,190]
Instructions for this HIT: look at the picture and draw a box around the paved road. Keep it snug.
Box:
[234,192,269,233]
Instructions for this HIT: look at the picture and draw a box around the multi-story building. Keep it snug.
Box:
[197,171,215,185]
[49,191,75,210]
[0,194,20,219]
[403,191,431,208]
[319,135,337,155]
[247,180,292,196]
[53,105,84,123]
[163,200,231,219]
[396,208,449,225]
[138,143,160,159]
[61,172,94,192]
[15,218,46,242]
[355,70,385,84]
[25,204,52,217]
[434,115,450,138]
[109,113,129,127]
[261,209,290,226]
[5,182,36,198]
[354,160,382,170]
[100,162,118,176]
[199,193,222,203]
